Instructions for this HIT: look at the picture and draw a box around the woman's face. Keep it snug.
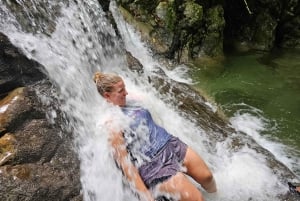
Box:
[104,80,128,107]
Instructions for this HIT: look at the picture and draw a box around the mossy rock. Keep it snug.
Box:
[183,1,203,27]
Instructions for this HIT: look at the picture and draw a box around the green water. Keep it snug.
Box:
[191,49,300,169]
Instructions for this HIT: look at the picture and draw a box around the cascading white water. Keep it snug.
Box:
[0,0,294,200]
[230,103,300,179]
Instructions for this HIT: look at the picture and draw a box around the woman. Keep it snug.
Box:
[93,72,217,201]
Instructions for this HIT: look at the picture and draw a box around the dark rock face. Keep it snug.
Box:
[0,33,82,201]
[0,33,46,96]
[224,0,300,51]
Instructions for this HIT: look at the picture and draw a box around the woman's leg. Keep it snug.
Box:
[183,147,217,193]
[157,172,204,201]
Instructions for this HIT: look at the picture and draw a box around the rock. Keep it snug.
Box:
[252,12,277,51]
[0,84,82,201]
[0,88,32,134]
[223,0,300,51]
[183,1,203,28]
[126,51,144,74]
[116,1,226,63]
[0,30,81,200]
[0,133,17,166]
[0,32,45,95]
[199,5,225,58]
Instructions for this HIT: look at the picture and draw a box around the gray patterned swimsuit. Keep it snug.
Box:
[121,105,187,188]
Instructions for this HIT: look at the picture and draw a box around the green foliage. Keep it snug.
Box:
[133,0,159,13]
[165,2,177,32]
[184,1,203,27]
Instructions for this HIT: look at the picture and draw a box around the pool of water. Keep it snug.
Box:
[191,49,300,177]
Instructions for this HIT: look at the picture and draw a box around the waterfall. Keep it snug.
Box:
[0,0,293,200]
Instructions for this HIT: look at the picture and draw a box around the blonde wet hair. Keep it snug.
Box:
[93,71,123,96]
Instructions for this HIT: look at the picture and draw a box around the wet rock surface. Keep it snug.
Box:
[0,32,82,201]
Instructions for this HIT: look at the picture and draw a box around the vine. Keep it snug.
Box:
[243,0,253,15]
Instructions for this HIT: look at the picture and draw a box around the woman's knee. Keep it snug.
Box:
[202,169,213,183]
[158,173,204,201]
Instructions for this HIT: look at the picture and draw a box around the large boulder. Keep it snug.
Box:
[0,32,82,201]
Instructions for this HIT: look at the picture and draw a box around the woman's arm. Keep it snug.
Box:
[109,131,154,201]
